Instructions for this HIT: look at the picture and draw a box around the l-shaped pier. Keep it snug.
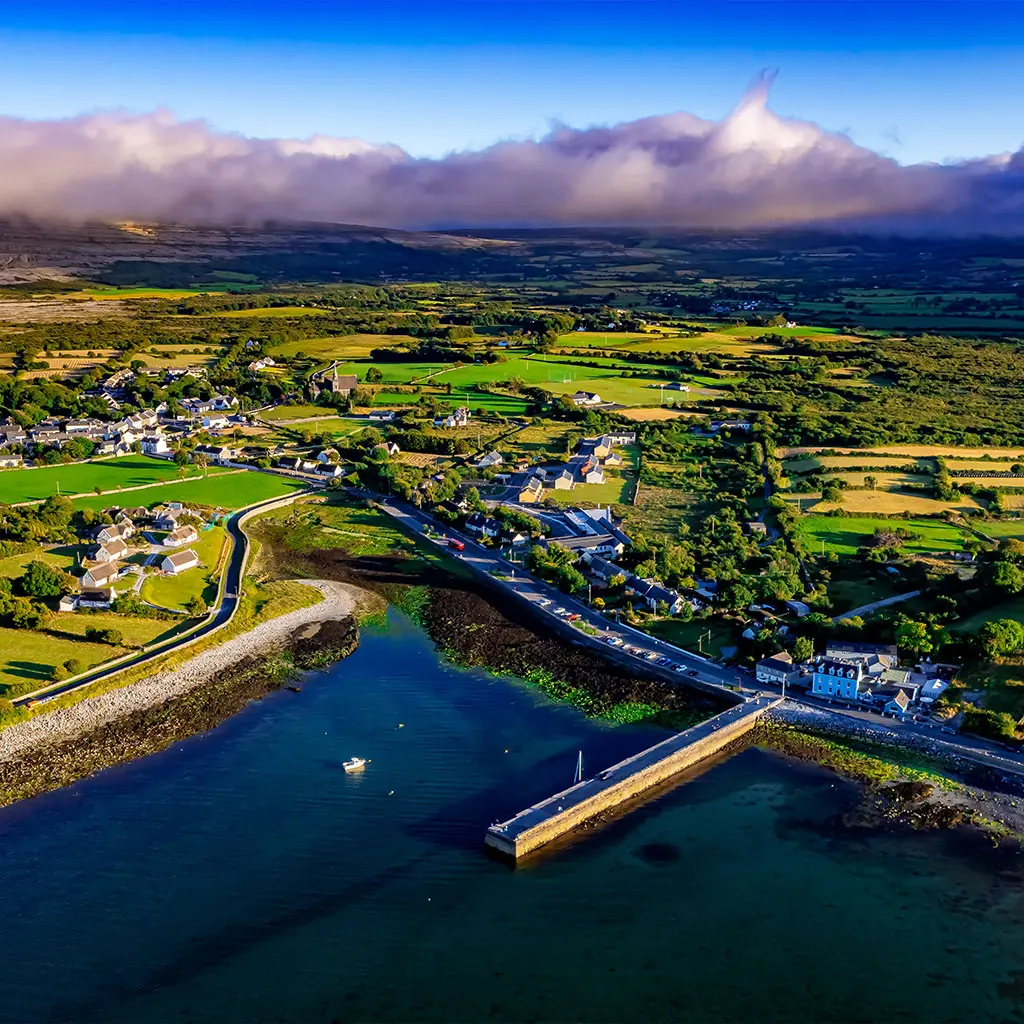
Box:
[486,696,779,861]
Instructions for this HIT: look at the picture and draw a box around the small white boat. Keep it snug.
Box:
[343,756,366,772]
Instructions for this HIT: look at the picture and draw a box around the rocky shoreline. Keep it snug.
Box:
[0,580,362,807]
[756,717,1024,845]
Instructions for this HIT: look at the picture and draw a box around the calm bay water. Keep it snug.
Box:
[2,611,1024,1023]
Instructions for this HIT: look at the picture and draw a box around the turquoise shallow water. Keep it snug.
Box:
[2,611,1024,1024]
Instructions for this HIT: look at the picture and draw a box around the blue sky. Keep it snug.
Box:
[2,0,1022,164]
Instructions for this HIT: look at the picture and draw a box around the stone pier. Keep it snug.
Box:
[486,697,778,861]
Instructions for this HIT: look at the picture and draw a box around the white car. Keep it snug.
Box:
[538,598,551,607]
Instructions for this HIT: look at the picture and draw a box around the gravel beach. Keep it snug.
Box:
[0,579,360,764]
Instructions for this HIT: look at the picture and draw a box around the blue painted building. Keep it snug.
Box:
[811,657,866,701]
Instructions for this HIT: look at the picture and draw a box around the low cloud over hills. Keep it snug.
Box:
[4,76,1023,233]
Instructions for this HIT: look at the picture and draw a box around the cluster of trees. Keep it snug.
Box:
[526,542,586,594]
[0,496,76,544]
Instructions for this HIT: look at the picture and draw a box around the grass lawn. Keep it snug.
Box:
[274,333,406,359]
[623,484,707,541]
[953,597,1024,634]
[0,614,186,697]
[644,618,734,659]
[261,404,340,421]
[71,471,306,512]
[0,545,78,578]
[141,527,228,610]
[977,520,1024,540]
[795,515,967,556]
[0,456,231,504]
[370,390,424,406]
[446,391,530,416]
[826,569,903,614]
[546,476,634,506]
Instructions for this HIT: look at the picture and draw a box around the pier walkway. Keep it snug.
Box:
[486,696,779,860]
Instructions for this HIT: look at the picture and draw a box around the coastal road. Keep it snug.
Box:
[375,497,751,696]
[374,498,1024,777]
[13,489,314,709]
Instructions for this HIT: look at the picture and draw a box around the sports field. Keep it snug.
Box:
[0,457,230,504]
[794,515,966,556]
[70,471,306,512]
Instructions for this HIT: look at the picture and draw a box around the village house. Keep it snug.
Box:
[194,443,235,465]
[550,467,575,490]
[164,525,199,547]
[664,381,690,392]
[277,455,317,473]
[82,562,120,590]
[604,430,637,446]
[553,533,625,559]
[825,641,899,669]
[572,456,605,485]
[465,513,501,538]
[94,538,129,562]
[582,554,626,583]
[433,407,471,429]
[316,448,341,464]
[756,652,801,688]
[811,657,867,701]
[374,441,401,457]
[570,391,602,406]
[514,476,545,503]
[628,577,689,615]
[153,505,199,531]
[315,462,344,478]
[161,549,200,575]
[202,413,230,430]
[248,357,276,372]
[476,450,504,469]
[96,521,134,544]
[368,409,396,423]
[65,417,109,437]
[79,588,115,610]
[0,455,23,468]
[141,435,170,456]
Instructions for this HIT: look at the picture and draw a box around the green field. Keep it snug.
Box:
[70,471,306,512]
[978,520,1024,540]
[0,457,230,504]
[953,597,1024,634]
[71,287,241,300]
[0,615,186,696]
[261,404,341,422]
[141,527,227,610]
[444,391,531,415]
[0,546,77,578]
[546,477,634,506]
[211,306,328,318]
[274,333,404,359]
[644,618,733,659]
[795,515,967,556]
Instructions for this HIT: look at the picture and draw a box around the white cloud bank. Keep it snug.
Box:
[2,76,1023,232]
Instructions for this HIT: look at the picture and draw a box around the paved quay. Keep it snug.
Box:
[486,696,778,860]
